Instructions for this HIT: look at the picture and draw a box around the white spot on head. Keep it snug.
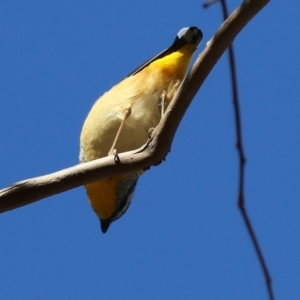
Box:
[177,27,202,45]
[177,27,192,42]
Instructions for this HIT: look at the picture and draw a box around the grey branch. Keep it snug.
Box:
[0,0,269,214]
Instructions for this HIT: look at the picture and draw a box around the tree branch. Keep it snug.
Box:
[0,0,269,216]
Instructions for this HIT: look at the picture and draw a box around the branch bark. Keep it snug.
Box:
[0,0,269,213]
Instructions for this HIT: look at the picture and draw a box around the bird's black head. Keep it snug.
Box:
[170,27,203,52]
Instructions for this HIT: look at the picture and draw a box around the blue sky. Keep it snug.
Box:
[0,1,299,299]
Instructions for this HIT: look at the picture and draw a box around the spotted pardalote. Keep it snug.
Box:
[80,27,203,233]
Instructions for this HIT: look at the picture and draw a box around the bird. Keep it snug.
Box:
[80,26,203,233]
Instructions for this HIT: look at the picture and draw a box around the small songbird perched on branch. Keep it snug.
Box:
[80,27,203,233]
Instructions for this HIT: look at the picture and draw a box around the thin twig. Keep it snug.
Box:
[203,0,274,299]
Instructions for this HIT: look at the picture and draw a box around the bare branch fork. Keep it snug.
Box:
[0,6,270,296]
